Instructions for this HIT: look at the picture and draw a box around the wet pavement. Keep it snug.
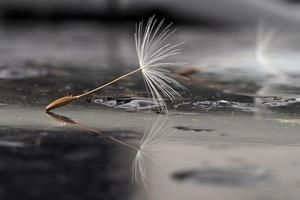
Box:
[1,22,300,200]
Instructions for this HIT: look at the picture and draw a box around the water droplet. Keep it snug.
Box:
[92,97,160,111]
[192,100,256,112]
[258,97,300,107]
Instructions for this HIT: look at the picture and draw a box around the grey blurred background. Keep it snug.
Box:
[0,0,300,25]
[1,0,300,82]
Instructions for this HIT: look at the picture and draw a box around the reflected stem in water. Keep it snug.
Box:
[46,111,171,187]
[46,111,139,151]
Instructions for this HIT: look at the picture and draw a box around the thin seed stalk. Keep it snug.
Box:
[46,67,142,111]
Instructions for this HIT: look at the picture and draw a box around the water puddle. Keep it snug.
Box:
[254,96,300,114]
[174,126,215,132]
[192,100,256,112]
[1,22,300,200]
[92,97,160,111]
[173,168,270,186]
[257,97,300,107]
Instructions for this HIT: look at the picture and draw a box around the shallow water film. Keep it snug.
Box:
[1,1,300,199]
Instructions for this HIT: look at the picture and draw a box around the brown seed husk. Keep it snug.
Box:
[46,95,78,111]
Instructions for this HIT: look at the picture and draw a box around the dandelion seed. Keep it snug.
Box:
[135,16,187,111]
[46,16,186,112]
